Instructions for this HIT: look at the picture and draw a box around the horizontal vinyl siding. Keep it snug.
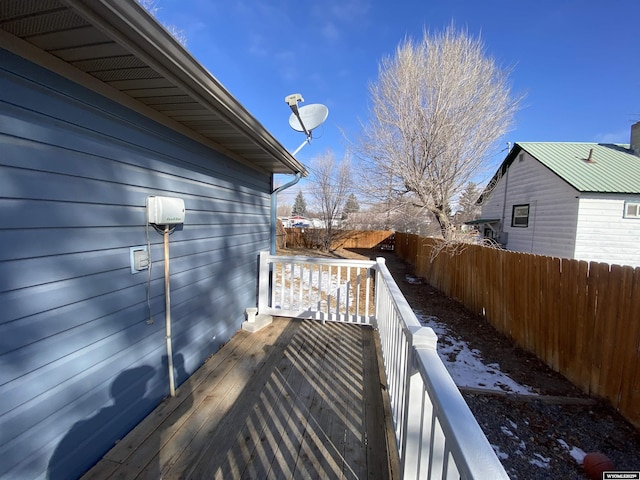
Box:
[0,50,271,480]
[481,152,579,258]
[575,194,640,267]
[479,178,505,221]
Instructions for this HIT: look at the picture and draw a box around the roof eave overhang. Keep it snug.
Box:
[464,218,500,225]
[63,0,307,176]
[1,0,307,177]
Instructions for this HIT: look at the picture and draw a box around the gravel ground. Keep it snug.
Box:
[351,248,640,479]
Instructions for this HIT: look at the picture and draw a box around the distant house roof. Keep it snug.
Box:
[480,142,640,202]
[0,0,307,177]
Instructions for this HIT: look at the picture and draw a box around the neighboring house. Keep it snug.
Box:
[0,2,306,479]
[287,215,311,227]
[310,217,325,228]
[473,124,640,267]
[280,216,291,227]
[280,216,324,228]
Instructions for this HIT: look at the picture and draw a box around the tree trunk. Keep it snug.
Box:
[434,210,453,241]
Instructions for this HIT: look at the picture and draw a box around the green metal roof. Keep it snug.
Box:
[517,142,640,193]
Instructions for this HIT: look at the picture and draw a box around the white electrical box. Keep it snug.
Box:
[147,196,185,225]
[129,246,149,274]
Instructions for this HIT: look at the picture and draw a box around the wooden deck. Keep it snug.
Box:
[83,318,399,479]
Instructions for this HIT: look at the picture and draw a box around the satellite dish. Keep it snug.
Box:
[289,104,329,133]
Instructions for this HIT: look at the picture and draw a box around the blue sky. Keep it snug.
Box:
[150,0,640,199]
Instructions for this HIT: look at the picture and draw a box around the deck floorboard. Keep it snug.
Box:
[82,318,396,480]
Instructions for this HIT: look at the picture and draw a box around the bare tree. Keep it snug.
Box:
[310,150,352,250]
[356,24,522,240]
[276,202,291,217]
[137,0,188,46]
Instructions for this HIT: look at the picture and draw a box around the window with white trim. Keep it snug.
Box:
[511,204,529,227]
[624,202,640,218]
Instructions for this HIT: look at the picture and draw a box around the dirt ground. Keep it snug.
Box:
[280,246,640,479]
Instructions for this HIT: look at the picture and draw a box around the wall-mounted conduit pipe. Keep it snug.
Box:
[271,172,302,255]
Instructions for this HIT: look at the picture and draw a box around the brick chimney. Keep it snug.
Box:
[632,121,640,156]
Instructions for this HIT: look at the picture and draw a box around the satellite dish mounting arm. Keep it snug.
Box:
[285,94,312,155]
[285,93,311,139]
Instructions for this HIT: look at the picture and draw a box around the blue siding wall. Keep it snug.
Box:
[0,49,272,480]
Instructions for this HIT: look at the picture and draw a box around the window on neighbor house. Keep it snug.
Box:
[624,201,640,218]
[511,204,530,227]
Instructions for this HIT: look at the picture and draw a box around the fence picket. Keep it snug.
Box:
[604,265,634,409]
[557,258,572,376]
[617,267,640,421]
[589,262,611,397]
[529,254,542,359]
[573,260,590,392]
[599,265,626,404]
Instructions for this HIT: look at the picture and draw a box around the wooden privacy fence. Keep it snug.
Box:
[284,229,394,250]
[395,232,640,428]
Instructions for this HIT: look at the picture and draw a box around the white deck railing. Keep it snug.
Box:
[257,251,376,324]
[373,257,509,480]
[256,252,509,480]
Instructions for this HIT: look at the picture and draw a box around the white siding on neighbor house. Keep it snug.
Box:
[575,193,640,267]
[477,175,504,222]
[481,151,579,258]
[0,49,272,480]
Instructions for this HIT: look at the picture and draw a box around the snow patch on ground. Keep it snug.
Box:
[404,275,423,284]
[492,444,510,460]
[416,312,534,394]
[529,453,551,469]
[496,420,549,471]
[414,310,568,472]
[410,283,599,475]
[557,439,587,464]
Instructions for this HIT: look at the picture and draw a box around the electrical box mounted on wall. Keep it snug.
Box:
[147,196,185,225]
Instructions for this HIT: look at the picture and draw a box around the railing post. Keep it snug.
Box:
[258,251,270,314]
[372,258,386,329]
[401,326,438,480]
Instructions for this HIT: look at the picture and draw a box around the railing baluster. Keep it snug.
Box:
[318,265,324,320]
[335,265,342,320]
[427,413,437,479]
[441,441,450,480]
[345,266,351,322]
[416,388,427,479]
[296,262,302,309]
[327,265,332,319]
[355,268,361,322]
[279,261,285,309]
[287,261,293,309]
[307,263,311,310]
[365,268,371,322]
